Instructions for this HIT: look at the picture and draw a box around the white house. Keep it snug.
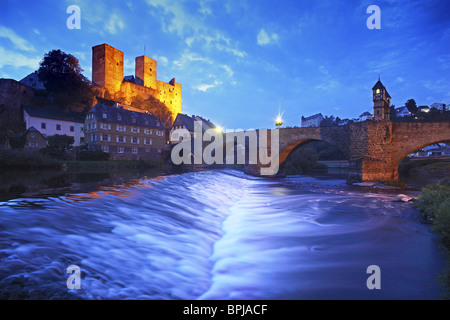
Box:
[23,105,85,147]
[301,113,323,127]
[430,103,446,112]
[395,106,410,117]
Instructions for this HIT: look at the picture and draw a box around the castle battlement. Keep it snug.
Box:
[92,43,182,120]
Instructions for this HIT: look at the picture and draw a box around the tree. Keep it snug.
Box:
[130,95,174,127]
[47,134,75,151]
[405,99,418,114]
[390,104,397,120]
[37,49,94,107]
[8,133,26,149]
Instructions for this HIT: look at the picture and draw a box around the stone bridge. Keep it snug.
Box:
[237,121,450,183]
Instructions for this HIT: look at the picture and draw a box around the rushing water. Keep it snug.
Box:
[0,169,446,299]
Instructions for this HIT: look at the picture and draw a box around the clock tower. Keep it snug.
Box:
[372,77,391,121]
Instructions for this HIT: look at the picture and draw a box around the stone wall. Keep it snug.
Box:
[0,79,35,147]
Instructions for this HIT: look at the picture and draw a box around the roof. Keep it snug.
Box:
[23,105,85,123]
[172,113,216,132]
[19,71,45,90]
[360,111,372,117]
[9,126,44,138]
[89,103,166,129]
[301,113,323,121]
[372,79,391,98]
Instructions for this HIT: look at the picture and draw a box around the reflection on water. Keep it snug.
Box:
[0,169,447,299]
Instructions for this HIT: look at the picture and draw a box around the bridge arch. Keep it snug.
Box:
[393,139,450,168]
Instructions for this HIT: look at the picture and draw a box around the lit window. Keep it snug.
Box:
[132,147,138,154]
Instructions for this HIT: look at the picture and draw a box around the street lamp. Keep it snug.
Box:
[275,115,283,127]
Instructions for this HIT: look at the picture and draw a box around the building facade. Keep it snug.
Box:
[85,102,167,161]
[301,113,323,127]
[169,113,216,144]
[372,78,391,121]
[23,105,85,146]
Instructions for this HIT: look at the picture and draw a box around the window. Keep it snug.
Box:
[117,115,122,121]
[118,146,124,153]
[41,122,46,129]
[131,118,136,123]
[131,127,140,134]
[101,123,111,130]
[116,135,125,143]
[80,127,84,132]
[116,125,126,132]
[144,120,149,125]
[144,129,151,135]
[131,136,139,144]
[102,113,107,119]
[132,147,138,154]
[90,133,97,141]
[56,124,61,131]
[100,133,111,142]
[101,145,109,153]
[145,148,150,153]
[31,132,36,139]
[70,126,74,132]
[156,130,164,136]
[144,138,152,145]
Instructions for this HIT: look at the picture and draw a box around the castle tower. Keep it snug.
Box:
[135,55,157,90]
[372,78,391,121]
[92,44,124,94]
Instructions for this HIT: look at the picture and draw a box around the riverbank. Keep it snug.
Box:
[414,179,450,299]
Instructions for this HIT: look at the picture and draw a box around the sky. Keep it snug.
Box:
[1,0,449,130]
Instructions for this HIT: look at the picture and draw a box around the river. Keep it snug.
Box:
[0,169,447,299]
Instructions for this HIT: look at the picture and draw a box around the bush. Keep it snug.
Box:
[0,149,62,170]
[79,150,110,161]
[415,179,450,298]
[39,147,69,160]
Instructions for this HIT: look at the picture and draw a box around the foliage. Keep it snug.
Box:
[285,147,319,174]
[0,149,62,170]
[415,179,450,247]
[320,115,341,127]
[47,134,75,151]
[405,99,418,114]
[79,150,110,161]
[37,49,95,107]
[306,141,347,160]
[130,95,174,127]
[8,134,26,149]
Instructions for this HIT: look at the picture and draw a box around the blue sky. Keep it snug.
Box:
[1,0,449,129]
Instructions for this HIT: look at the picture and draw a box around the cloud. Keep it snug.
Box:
[222,65,233,77]
[104,13,125,34]
[0,46,41,70]
[146,0,246,58]
[0,26,35,52]
[194,80,222,92]
[315,65,339,91]
[257,29,279,46]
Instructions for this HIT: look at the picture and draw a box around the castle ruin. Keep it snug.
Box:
[92,43,182,120]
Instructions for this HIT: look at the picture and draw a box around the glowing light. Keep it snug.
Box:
[275,115,283,127]
[215,126,223,133]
